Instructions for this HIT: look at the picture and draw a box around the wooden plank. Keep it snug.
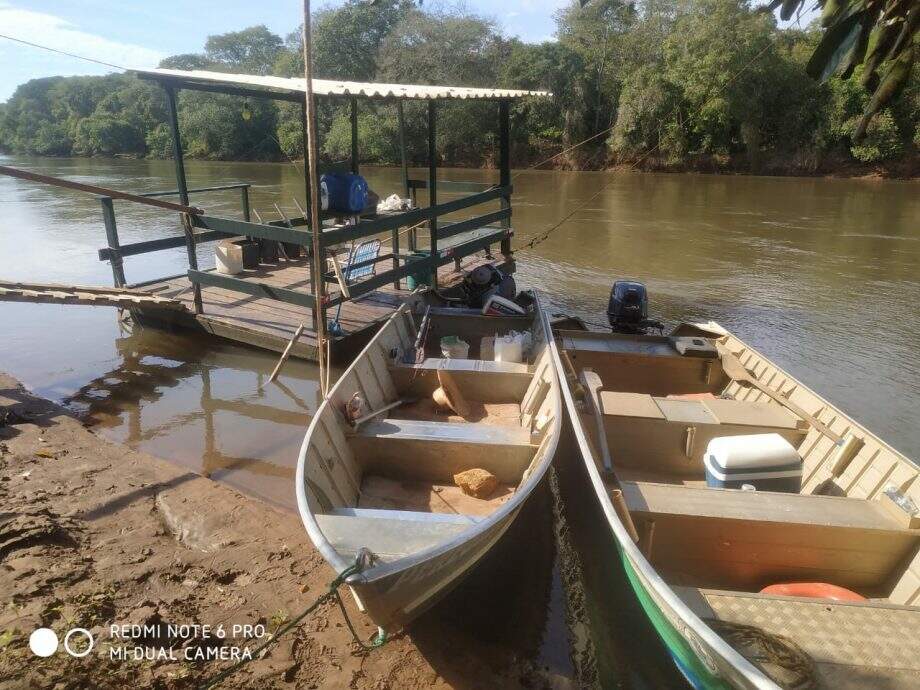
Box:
[0,164,202,214]
[193,214,312,246]
[99,229,232,260]
[320,186,509,246]
[189,270,316,309]
[406,179,495,193]
[437,210,510,240]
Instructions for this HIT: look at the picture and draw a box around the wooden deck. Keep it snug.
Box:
[132,254,511,363]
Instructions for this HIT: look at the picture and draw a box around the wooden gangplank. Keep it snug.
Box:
[0,280,187,312]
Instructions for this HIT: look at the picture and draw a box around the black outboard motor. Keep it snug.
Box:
[607,280,662,334]
[462,264,515,308]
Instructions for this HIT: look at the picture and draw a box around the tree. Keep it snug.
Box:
[312,0,413,80]
[203,25,284,75]
[72,113,145,156]
[557,0,637,138]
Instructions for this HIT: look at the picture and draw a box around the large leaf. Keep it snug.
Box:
[806,12,866,81]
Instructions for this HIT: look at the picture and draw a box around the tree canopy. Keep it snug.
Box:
[0,0,915,172]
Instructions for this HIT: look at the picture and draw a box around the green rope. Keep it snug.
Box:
[332,587,387,650]
[200,560,383,689]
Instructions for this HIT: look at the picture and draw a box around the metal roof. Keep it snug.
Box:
[136,68,550,100]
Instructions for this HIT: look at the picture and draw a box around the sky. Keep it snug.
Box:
[0,0,569,101]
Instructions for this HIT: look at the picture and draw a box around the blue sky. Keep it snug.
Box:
[0,0,568,101]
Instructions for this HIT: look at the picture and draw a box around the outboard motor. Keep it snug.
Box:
[462,264,515,308]
[607,280,662,334]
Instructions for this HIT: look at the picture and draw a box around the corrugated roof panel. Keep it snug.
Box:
[135,68,551,100]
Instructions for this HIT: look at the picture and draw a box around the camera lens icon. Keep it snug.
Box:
[29,628,58,657]
[28,627,94,658]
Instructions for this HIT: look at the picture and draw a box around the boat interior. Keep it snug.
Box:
[302,306,558,565]
[558,325,920,686]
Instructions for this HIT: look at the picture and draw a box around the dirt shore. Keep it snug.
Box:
[0,373,569,689]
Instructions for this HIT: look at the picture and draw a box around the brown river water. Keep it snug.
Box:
[2,154,918,685]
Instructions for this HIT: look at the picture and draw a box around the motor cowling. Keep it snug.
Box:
[462,264,515,308]
[607,280,649,333]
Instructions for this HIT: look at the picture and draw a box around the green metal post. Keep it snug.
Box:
[240,185,251,222]
[350,98,359,174]
[398,100,415,252]
[499,100,512,260]
[428,101,438,290]
[165,85,202,313]
[165,86,189,207]
[100,197,126,287]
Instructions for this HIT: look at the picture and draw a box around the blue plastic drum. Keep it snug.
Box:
[321,173,368,214]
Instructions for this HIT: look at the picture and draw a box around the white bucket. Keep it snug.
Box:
[216,241,244,275]
[440,336,470,359]
[494,331,524,363]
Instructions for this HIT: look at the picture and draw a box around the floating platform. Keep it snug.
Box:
[132,254,513,364]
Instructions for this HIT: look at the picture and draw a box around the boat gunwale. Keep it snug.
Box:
[549,323,777,690]
[295,293,562,586]
[691,320,920,474]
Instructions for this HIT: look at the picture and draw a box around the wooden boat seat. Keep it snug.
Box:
[391,398,522,427]
[674,586,920,690]
[599,392,806,476]
[315,512,471,563]
[615,466,709,487]
[358,474,514,517]
[623,481,920,592]
[390,357,533,403]
[391,357,533,375]
[557,329,727,396]
[351,418,536,483]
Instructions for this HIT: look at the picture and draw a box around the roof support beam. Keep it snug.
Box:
[164,84,202,314]
[499,100,512,260]
[350,98,359,175]
[428,101,438,290]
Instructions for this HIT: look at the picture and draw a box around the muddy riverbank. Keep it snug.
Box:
[0,372,577,689]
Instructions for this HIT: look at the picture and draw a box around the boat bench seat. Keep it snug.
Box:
[558,330,727,396]
[390,357,534,403]
[674,586,920,689]
[351,418,536,483]
[599,392,806,475]
[316,512,472,563]
[623,481,920,591]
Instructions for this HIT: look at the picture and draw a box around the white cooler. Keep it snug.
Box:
[705,433,802,492]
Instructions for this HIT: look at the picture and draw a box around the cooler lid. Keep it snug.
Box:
[706,433,801,471]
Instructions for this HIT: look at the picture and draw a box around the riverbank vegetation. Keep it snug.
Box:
[0,0,916,175]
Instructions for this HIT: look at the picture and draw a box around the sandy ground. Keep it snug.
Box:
[0,372,575,689]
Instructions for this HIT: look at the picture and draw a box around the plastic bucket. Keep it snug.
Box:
[440,336,470,359]
[405,251,432,290]
[494,331,524,363]
[215,241,243,275]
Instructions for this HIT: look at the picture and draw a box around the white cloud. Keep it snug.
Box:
[0,2,164,100]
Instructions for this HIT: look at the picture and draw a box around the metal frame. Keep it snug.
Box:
[98,75,517,338]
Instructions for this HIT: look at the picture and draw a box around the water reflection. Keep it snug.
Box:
[60,322,322,510]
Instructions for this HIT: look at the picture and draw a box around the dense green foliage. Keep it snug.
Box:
[0,0,915,172]
[763,0,918,140]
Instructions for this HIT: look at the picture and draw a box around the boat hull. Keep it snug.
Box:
[549,329,777,690]
[350,503,524,629]
[297,294,562,632]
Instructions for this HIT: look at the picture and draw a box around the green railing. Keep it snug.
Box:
[185,183,512,309]
[96,182,252,287]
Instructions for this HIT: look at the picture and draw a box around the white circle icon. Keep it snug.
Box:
[64,628,94,658]
[29,628,59,657]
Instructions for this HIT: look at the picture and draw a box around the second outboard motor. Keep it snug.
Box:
[607,280,658,334]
